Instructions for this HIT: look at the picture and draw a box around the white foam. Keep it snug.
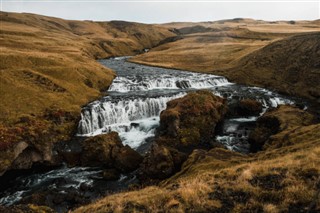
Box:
[78,93,185,135]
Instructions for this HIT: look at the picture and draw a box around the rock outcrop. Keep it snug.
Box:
[249,105,315,152]
[81,132,143,173]
[140,90,228,180]
[158,90,227,149]
[0,111,77,176]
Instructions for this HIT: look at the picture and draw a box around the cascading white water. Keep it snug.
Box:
[77,58,237,148]
[77,57,301,150]
[0,57,306,208]
[108,75,231,92]
[78,93,185,136]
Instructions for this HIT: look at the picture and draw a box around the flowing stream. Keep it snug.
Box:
[0,57,306,211]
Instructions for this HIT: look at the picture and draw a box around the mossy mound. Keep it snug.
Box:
[249,105,315,152]
[140,90,228,180]
[158,90,227,148]
[81,132,143,173]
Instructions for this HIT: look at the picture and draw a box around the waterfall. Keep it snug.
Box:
[77,93,185,136]
[108,75,231,92]
[77,57,301,150]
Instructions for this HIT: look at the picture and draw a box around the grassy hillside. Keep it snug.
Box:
[0,12,174,174]
[226,32,320,103]
[0,12,174,123]
[130,19,320,102]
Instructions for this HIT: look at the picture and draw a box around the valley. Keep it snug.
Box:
[0,12,319,213]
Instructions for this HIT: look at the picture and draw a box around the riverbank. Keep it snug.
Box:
[1,57,318,212]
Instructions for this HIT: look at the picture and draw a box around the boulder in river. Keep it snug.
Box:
[158,90,228,149]
[140,90,227,180]
[139,143,187,180]
[81,132,143,172]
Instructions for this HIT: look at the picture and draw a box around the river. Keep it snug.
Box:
[0,57,305,212]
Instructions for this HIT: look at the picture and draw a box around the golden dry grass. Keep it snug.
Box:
[0,11,174,124]
[130,19,320,102]
[73,106,320,212]
[73,132,320,212]
[130,28,274,72]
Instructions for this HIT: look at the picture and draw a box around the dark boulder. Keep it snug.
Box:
[81,132,142,172]
[139,143,187,180]
[113,145,143,172]
[103,169,120,181]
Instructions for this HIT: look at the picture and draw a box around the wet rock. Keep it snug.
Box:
[228,99,263,117]
[10,147,43,170]
[139,143,188,180]
[81,132,142,172]
[81,132,122,167]
[113,145,143,172]
[0,142,28,175]
[139,144,175,179]
[248,116,280,152]
[79,183,92,191]
[102,169,120,181]
[0,111,76,176]
[60,151,81,167]
[130,122,139,128]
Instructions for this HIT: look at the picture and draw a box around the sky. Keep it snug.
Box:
[1,0,320,23]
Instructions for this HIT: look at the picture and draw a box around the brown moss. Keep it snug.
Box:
[249,105,316,152]
[159,90,227,148]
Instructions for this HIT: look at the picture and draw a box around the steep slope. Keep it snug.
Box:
[226,32,320,103]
